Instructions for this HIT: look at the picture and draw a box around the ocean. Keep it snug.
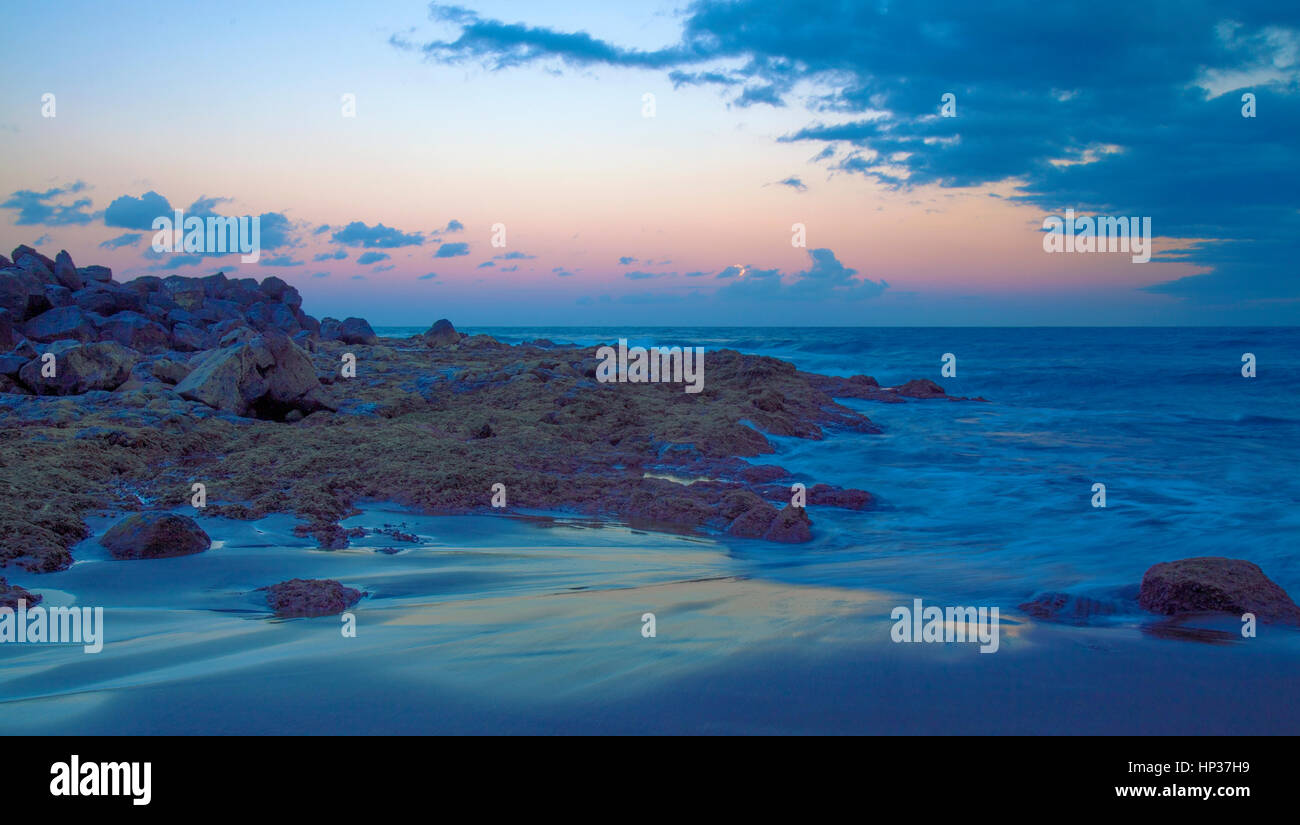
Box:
[3,327,1298,734]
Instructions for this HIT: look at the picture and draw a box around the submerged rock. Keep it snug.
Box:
[0,577,42,609]
[263,578,363,618]
[1018,591,1118,624]
[99,512,211,560]
[1138,557,1300,624]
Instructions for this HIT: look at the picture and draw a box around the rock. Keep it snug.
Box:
[896,379,947,399]
[0,309,16,349]
[18,341,138,395]
[199,271,229,298]
[0,353,27,376]
[423,318,461,346]
[100,512,211,560]
[1138,557,1300,624]
[72,282,144,316]
[0,577,41,610]
[175,332,334,419]
[246,300,300,334]
[763,504,813,543]
[324,316,377,345]
[259,275,289,301]
[0,254,8,267]
[98,311,170,354]
[162,276,206,310]
[263,578,362,618]
[193,298,244,324]
[1018,592,1118,624]
[22,306,99,343]
[808,483,873,510]
[150,358,192,384]
[52,250,83,290]
[10,245,55,272]
[170,322,206,351]
[77,265,113,283]
[0,266,45,318]
[727,501,780,538]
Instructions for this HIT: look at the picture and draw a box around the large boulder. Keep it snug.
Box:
[18,341,137,395]
[100,512,210,560]
[52,250,83,290]
[1138,557,1300,624]
[0,266,46,318]
[170,322,206,351]
[0,309,16,349]
[321,316,377,345]
[246,300,300,334]
[76,265,113,283]
[72,282,144,315]
[422,318,461,346]
[161,276,206,310]
[23,305,99,343]
[175,332,335,419]
[764,504,813,543]
[98,311,170,354]
[263,578,362,618]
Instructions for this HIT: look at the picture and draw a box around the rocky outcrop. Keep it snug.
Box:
[1138,557,1300,624]
[99,512,211,560]
[262,578,363,617]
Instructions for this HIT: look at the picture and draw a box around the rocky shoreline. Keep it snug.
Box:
[2,247,1296,625]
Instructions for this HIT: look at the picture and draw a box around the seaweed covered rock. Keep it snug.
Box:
[100,512,211,560]
[175,331,335,419]
[0,577,42,609]
[1138,557,1300,624]
[263,578,363,617]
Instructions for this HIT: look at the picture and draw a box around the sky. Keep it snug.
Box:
[1,0,1297,326]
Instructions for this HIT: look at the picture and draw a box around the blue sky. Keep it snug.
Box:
[1,0,1297,325]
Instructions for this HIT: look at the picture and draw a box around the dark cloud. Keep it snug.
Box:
[357,251,391,265]
[1,181,94,226]
[332,221,425,248]
[104,191,172,229]
[435,242,470,257]
[99,232,142,250]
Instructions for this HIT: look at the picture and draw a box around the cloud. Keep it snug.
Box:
[313,249,348,262]
[99,232,142,250]
[618,256,638,265]
[773,176,807,192]
[495,250,534,260]
[374,264,395,272]
[720,248,886,301]
[147,254,204,271]
[407,1,1300,305]
[684,270,708,277]
[2,181,94,226]
[104,191,172,229]
[716,265,743,279]
[445,219,464,232]
[311,271,331,278]
[624,270,670,280]
[188,195,232,216]
[435,242,470,257]
[553,267,575,277]
[259,255,304,267]
[499,265,519,272]
[331,221,424,248]
[418,272,438,280]
[357,251,391,265]
[313,224,331,235]
[352,275,367,281]
[477,260,495,268]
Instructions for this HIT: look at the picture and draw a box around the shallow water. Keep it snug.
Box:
[3,327,1298,733]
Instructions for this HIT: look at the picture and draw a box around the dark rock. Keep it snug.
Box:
[1018,592,1118,624]
[325,316,377,345]
[162,276,206,310]
[896,379,947,399]
[246,301,300,334]
[727,501,780,538]
[0,353,26,376]
[259,275,289,300]
[18,341,137,395]
[764,504,813,543]
[473,422,493,439]
[23,305,99,343]
[0,309,15,349]
[150,358,192,384]
[77,265,113,283]
[423,318,461,346]
[0,266,46,318]
[262,578,362,618]
[1138,557,1300,624]
[175,332,335,419]
[0,577,41,610]
[808,483,873,510]
[100,512,211,560]
[170,322,206,352]
[72,282,144,315]
[98,311,170,354]
[53,250,83,290]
